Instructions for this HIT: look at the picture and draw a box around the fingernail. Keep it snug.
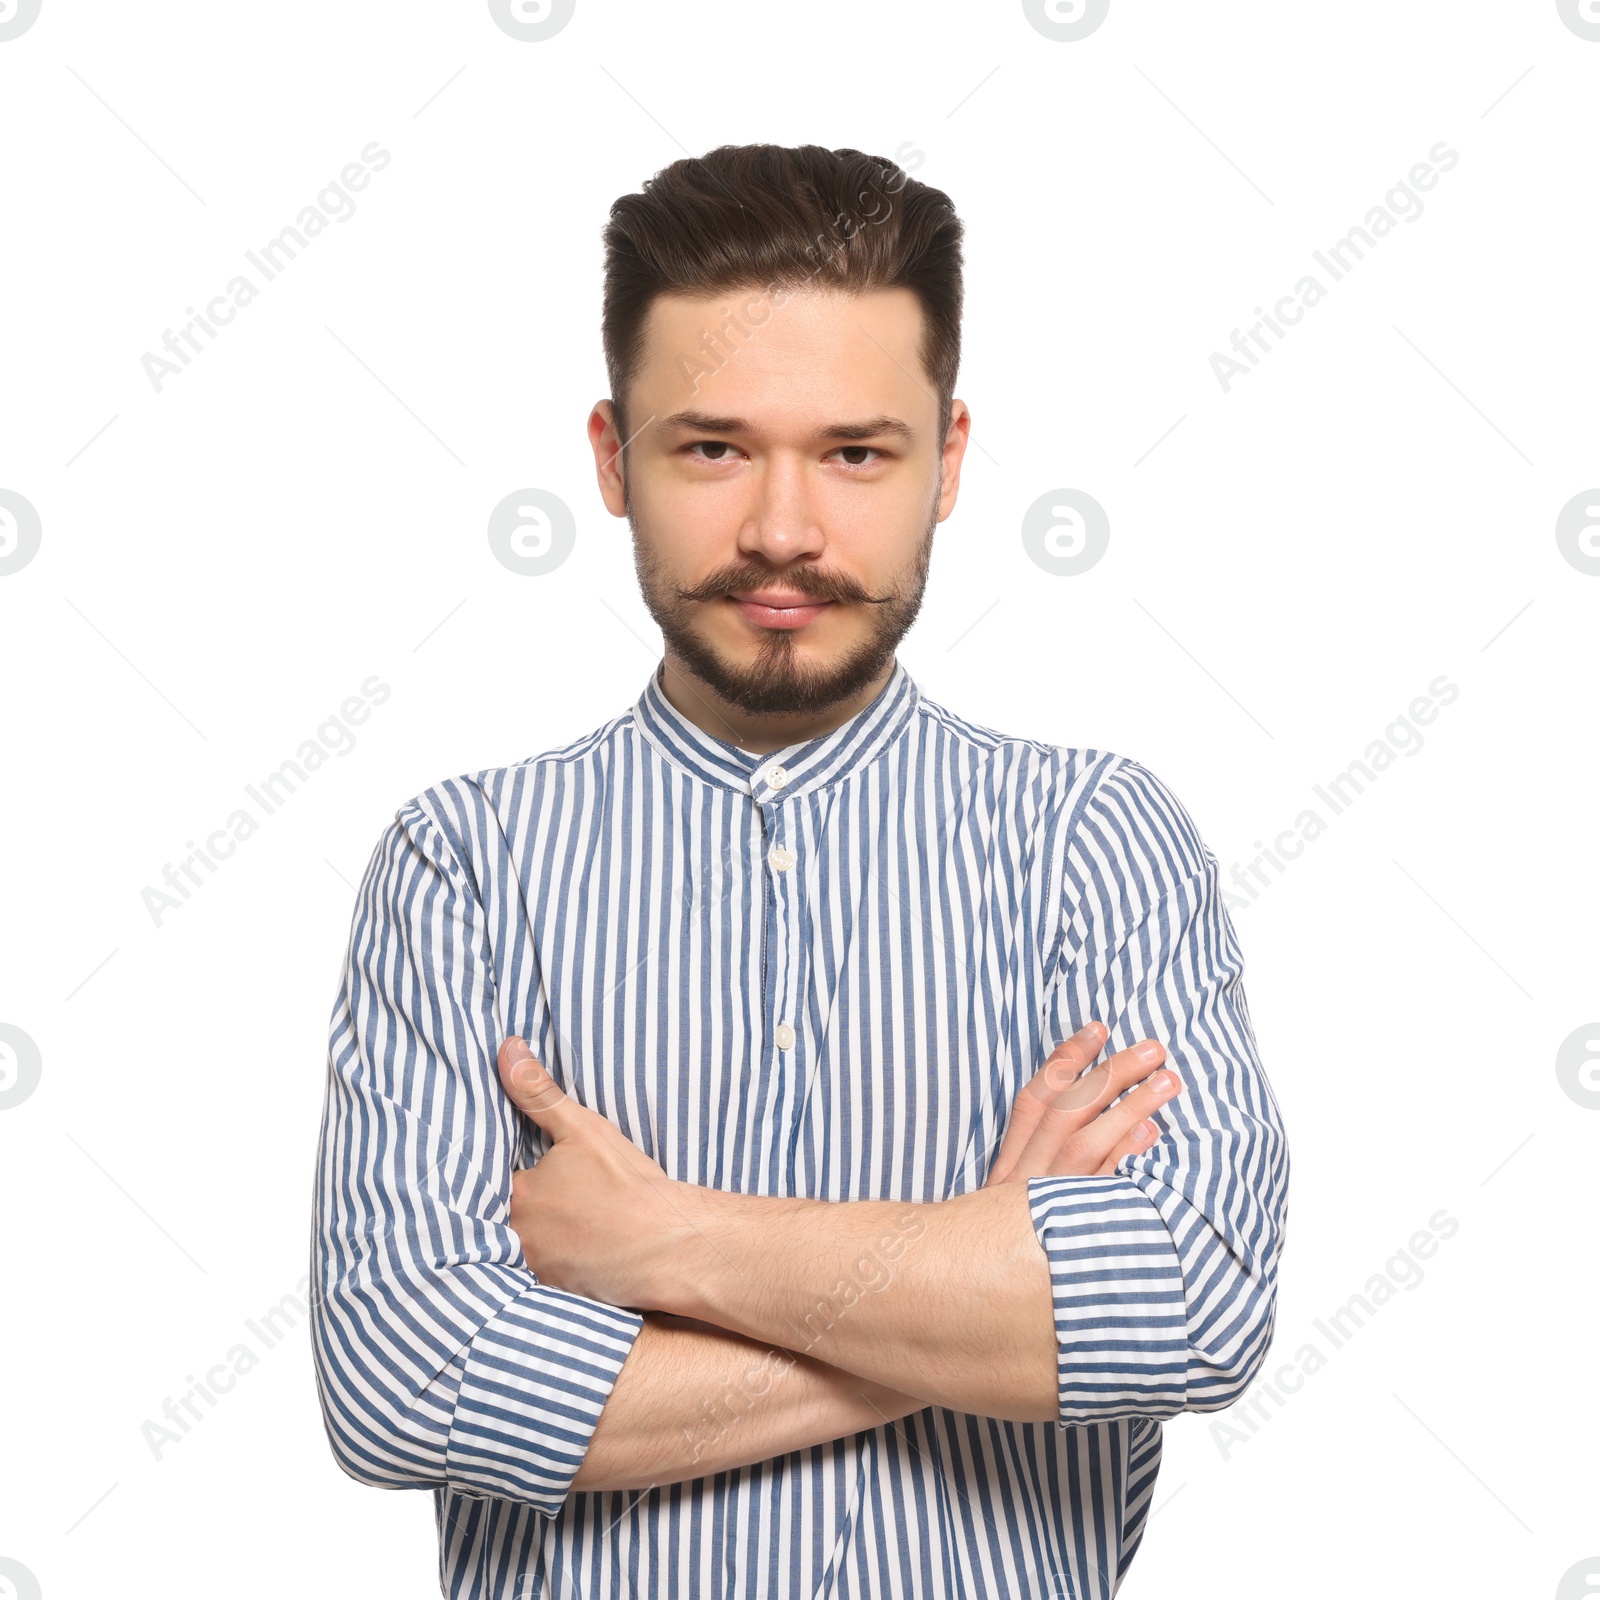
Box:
[505,1036,532,1062]
[1134,1041,1163,1062]
[1150,1071,1173,1092]
[1073,1022,1102,1046]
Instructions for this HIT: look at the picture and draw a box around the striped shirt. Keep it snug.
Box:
[310,655,1290,1599]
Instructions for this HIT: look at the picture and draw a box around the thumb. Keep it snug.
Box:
[498,1037,579,1136]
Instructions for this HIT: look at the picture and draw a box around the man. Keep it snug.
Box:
[310,143,1290,1599]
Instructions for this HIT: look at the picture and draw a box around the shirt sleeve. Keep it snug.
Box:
[309,789,644,1514]
[1025,754,1290,1428]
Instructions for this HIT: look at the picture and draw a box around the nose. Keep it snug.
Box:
[736,452,827,567]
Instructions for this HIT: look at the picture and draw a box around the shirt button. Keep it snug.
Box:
[764,764,789,789]
[768,844,796,872]
[775,1021,796,1050]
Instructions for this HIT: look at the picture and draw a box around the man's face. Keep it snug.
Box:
[590,285,970,717]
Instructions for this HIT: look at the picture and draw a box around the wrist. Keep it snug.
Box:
[641,1179,726,1316]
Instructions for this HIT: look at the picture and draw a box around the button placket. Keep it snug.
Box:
[758,782,800,1067]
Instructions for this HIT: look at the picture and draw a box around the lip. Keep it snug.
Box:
[727,593,835,631]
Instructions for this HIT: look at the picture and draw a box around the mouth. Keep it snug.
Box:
[726,593,836,631]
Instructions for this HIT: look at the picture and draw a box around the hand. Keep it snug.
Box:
[983,1022,1182,1185]
[498,1036,695,1310]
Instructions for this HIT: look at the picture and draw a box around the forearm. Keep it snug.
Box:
[571,1312,930,1493]
[657,1183,1059,1423]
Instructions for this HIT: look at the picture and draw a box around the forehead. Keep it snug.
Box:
[632,285,935,432]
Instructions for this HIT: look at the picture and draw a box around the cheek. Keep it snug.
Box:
[824,486,926,553]
[635,471,746,538]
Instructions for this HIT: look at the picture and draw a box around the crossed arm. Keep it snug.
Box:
[311,774,1288,1515]
[497,1030,1183,1493]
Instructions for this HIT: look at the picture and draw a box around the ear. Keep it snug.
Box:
[588,400,629,517]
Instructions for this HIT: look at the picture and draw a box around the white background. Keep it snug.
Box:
[2,1,1596,1595]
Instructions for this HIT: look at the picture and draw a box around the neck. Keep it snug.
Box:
[656,654,896,755]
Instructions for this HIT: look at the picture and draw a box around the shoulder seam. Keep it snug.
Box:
[914,695,1072,762]
[393,710,634,819]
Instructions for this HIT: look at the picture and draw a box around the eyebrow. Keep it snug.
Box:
[657,410,915,444]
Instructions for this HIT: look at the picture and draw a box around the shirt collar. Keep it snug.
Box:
[631,656,920,800]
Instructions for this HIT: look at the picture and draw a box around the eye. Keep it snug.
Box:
[831,446,884,468]
[686,440,741,462]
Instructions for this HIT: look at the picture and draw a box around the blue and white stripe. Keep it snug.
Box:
[310,655,1290,1598]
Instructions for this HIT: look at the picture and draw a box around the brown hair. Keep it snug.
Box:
[601,143,964,453]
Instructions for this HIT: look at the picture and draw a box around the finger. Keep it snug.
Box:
[1005,1039,1169,1179]
[990,1022,1106,1182]
[498,1037,580,1136]
[1026,1023,1110,1105]
[1096,1118,1160,1176]
[1074,1068,1184,1177]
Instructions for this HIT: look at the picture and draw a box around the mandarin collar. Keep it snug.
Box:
[630,657,920,800]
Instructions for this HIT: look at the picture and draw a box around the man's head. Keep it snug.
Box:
[589,144,970,722]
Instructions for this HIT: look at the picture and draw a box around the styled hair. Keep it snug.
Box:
[601,143,964,451]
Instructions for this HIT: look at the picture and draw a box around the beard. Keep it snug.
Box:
[625,480,938,718]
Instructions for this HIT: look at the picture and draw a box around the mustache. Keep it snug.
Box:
[677,568,895,605]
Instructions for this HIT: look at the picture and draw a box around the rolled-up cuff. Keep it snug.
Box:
[1025,1175,1189,1427]
[443,1281,645,1513]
